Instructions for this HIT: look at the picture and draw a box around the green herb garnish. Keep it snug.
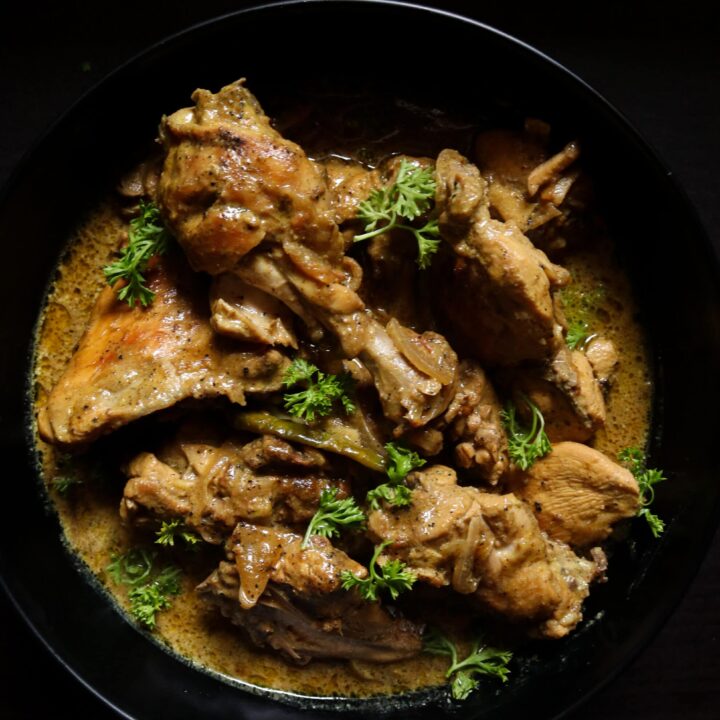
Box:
[106,548,182,629]
[282,358,356,422]
[355,159,440,268]
[566,319,590,350]
[366,442,425,510]
[51,453,82,495]
[423,628,512,700]
[559,284,605,350]
[618,446,666,537]
[340,540,416,602]
[155,519,201,548]
[501,395,552,470]
[366,482,413,511]
[103,199,171,307]
[302,487,366,548]
[52,474,83,494]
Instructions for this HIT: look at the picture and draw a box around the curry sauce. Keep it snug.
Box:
[32,95,652,698]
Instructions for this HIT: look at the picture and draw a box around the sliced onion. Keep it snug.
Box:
[451,515,483,594]
[386,318,457,385]
[282,239,344,283]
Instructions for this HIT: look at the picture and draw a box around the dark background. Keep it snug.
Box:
[1,1,718,718]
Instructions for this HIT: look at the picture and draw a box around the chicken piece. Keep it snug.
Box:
[37,252,287,446]
[238,248,457,430]
[158,79,343,274]
[505,348,606,442]
[197,523,422,664]
[368,465,604,638]
[210,273,298,347]
[117,157,162,199]
[435,148,570,367]
[157,78,354,341]
[238,433,328,470]
[508,442,640,546]
[585,335,619,386]
[270,244,368,356]
[321,157,381,225]
[360,318,458,431]
[474,126,580,235]
[361,232,427,330]
[527,141,581,198]
[441,359,509,484]
[233,251,325,340]
[120,430,346,543]
[158,81,457,431]
[224,523,365,608]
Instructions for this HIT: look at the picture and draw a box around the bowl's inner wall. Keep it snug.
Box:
[1,3,719,719]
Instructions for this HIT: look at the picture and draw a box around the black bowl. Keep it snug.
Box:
[2,2,719,718]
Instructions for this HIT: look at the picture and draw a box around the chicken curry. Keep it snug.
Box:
[32,79,655,700]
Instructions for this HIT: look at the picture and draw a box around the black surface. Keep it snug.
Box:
[1,2,719,719]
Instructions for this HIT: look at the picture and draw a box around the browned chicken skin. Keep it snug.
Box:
[37,252,287,446]
[158,79,342,274]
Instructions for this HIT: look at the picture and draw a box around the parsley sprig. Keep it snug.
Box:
[566,320,590,350]
[106,548,182,629]
[51,453,82,494]
[282,358,356,423]
[618,446,666,537]
[423,628,512,700]
[155,519,201,548]
[340,540,416,602]
[103,200,171,307]
[366,442,426,510]
[52,474,83,494]
[501,395,552,470]
[355,159,440,269]
[302,487,366,547]
[559,284,605,350]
